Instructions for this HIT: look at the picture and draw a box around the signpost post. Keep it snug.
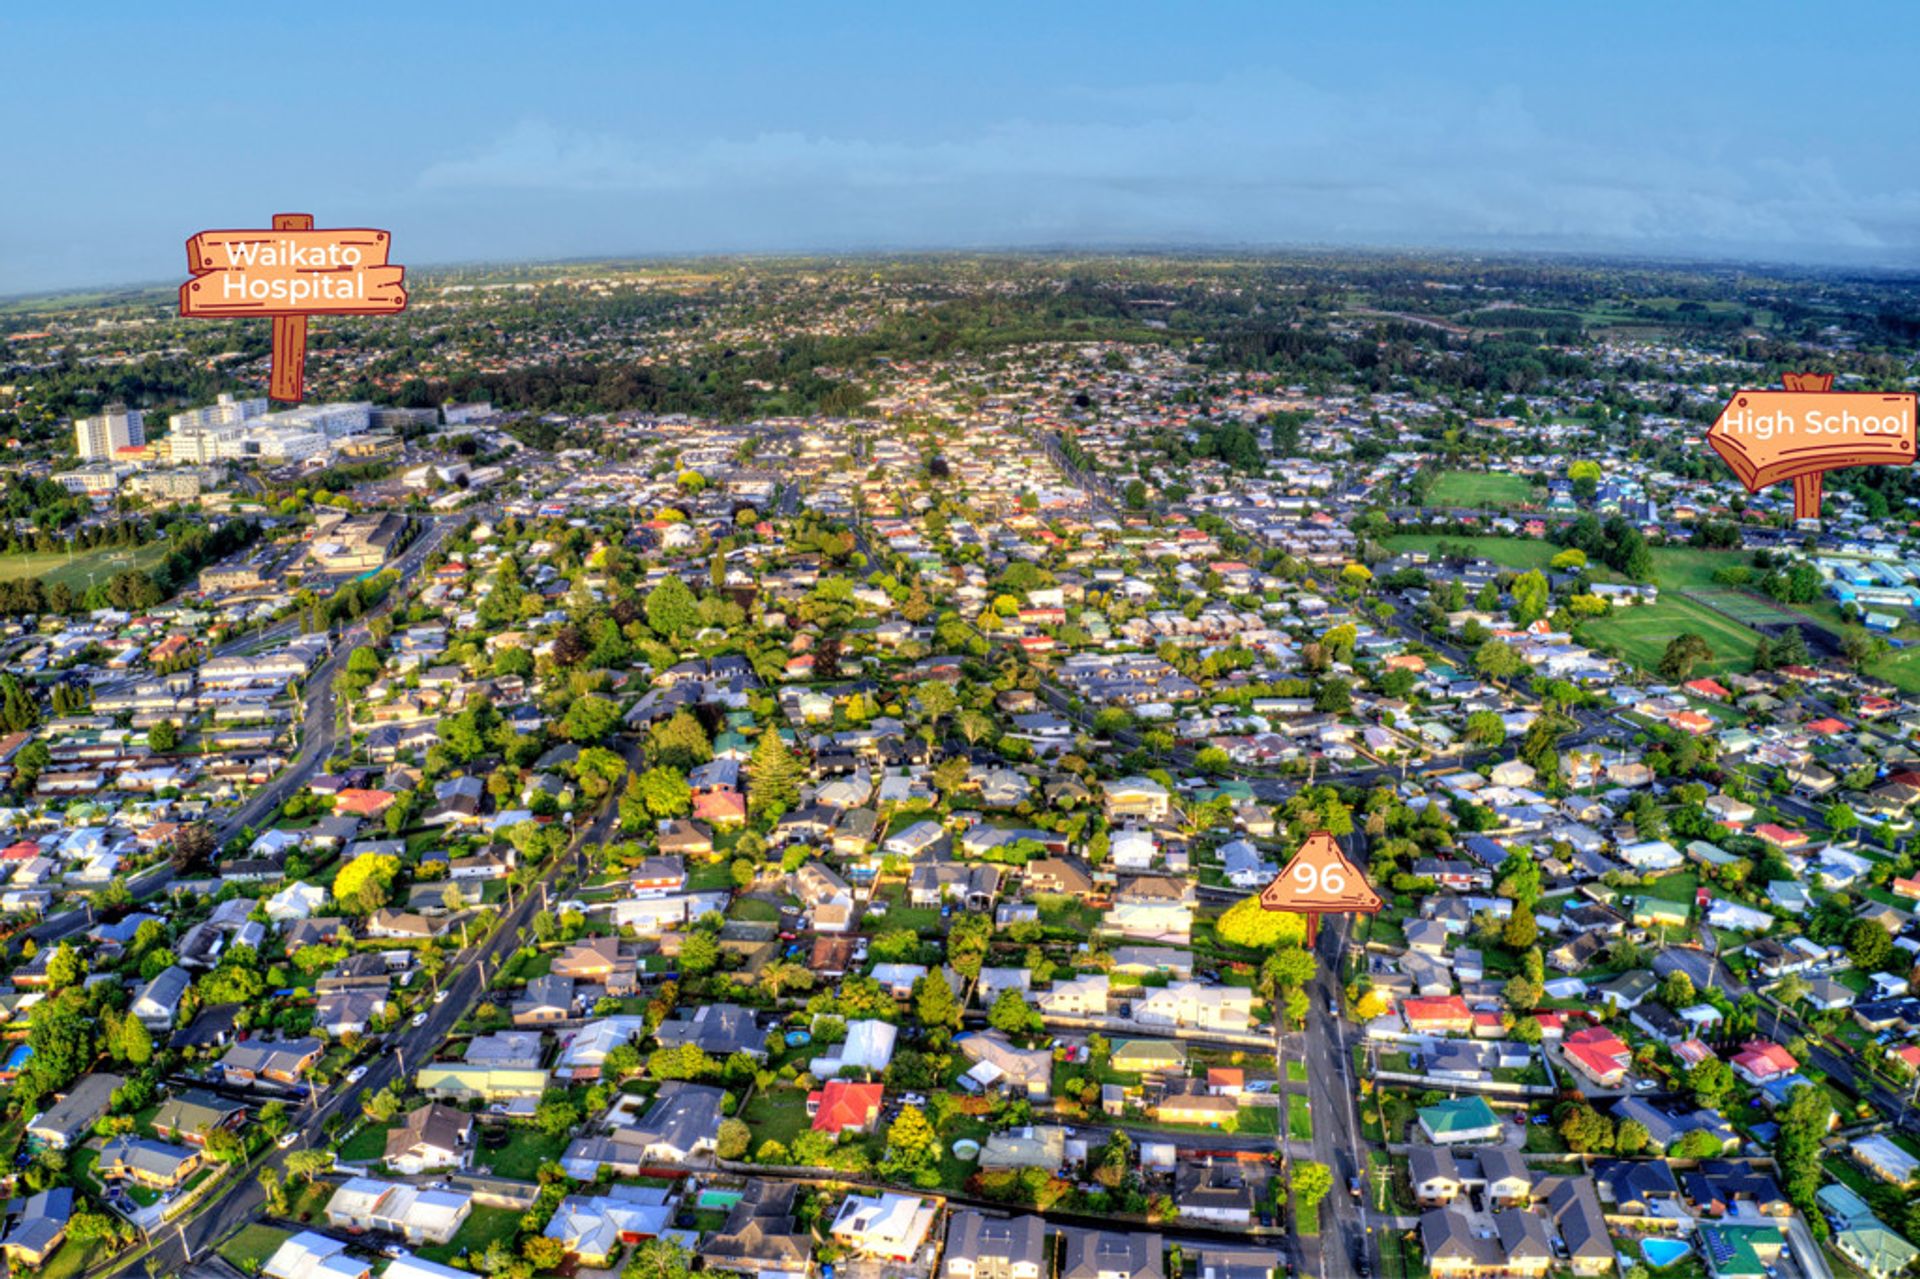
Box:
[179,213,407,403]
[1257,829,1382,944]
[1705,373,1918,523]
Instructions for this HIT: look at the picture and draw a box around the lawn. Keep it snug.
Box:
[337,1120,393,1164]
[0,541,172,593]
[1578,597,1761,676]
[1286,1059,1308,1085]
[686,859,737,892]
[742,1088,812,1153]
[1287,1093,1314,1141]
[218,1224,292,1275]
[475,1125,569,1179]
[874,883,941,934]
[44,1236,113,1279]
[1637,871,1701,905]
[1423,470,1538,509]
[728,896,782,924]
[1380,534,1565,573]
[1648,547,1750,591]
[417,1205,525,1265]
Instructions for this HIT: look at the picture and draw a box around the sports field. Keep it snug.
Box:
[1686,587,1802,626]
[1422,470,1537,508]
[0,543,169,592]
[1577,597,1761,676]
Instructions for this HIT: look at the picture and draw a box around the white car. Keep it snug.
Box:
[1632,1078,1658,1092]
[276,1131,299,1149]
[346,1065,368,1084]
[411,1012,428,1029]
[433,990,449,1004]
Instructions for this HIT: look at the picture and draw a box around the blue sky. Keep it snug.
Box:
[4,1,1918,292]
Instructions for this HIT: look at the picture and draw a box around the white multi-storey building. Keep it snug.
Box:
[74,403,144,460]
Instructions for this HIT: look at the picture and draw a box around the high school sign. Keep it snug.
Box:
[1706,373,1917,522]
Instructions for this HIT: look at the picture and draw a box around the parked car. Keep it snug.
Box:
[412,1012,429,1028]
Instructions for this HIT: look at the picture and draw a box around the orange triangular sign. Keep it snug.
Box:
[1258,830,1382,914]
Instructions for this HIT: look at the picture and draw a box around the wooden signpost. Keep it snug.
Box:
[1706,373,1918,522]
[179,213,407,403]
[1258,829,1381,944]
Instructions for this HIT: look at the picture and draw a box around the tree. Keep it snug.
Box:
[747,730,804,816]
[1657,633,1714,682]
[1290,1160,1332,1220]
[1496,851,1541,907]
[1464,710,1507,748]
[562,694,621,742]
[332,851,401,914]
[570,746,626,801]
[1660,970,1695,1008]
[1262,946,1318,994]
[1473,639,1525,681]
[879,1104,940,1184]
[716,1117,751,1160]
[678,931,720,977]
[522,1238,567,1271]
[1825,803,1859,841]
[913,973,962,1031]
[1216,896,1307,949]
[1615,1119,1650,1154]
[1846,918,1893,971]
[45,941,84,990]
[623,1240,692,1279]
[1509,570,1549,627]
[148,720,178,752]
[648,710,711,770]
[1774,1083,1832,1216]
[626,769,689,824]
[645,576,700,639]
[1557,1103,1615,1154]
[1502,903,1538,949]
[1673,1128,1727,1159]
[989,988,1040,1035]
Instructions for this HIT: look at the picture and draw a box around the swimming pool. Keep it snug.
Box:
[1640,1238,1692,1269]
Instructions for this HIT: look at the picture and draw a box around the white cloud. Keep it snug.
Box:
[412,75,1920,259]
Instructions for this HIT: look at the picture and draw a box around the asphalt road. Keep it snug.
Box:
[108,735,631,1278]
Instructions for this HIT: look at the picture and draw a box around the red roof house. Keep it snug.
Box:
[1563,1026,1633,1087]
[1401,996,1473,1035]
[807,1080,884,1135]
[334,788,397,817]
[1730,1039,1798,1086]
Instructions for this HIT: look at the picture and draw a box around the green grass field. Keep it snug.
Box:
[1288,1093,1314,1141]
[0,542,170,592]
[1687,587,1800,626]
[1381,534,1566,573]
[217,1224,291,1275]
[1423,471,1538,509]
[1578,598,1761,676]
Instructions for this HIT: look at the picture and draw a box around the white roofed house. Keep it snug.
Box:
[325,1176,472,1244]
[1134,983,1254,1034]
[132,965,191,1030]
[831,1192,940,1262]
[1035,974,1110,1017]
[1103,776,1171,821]
[810,1018,898,1078]
[262,1232,372,1279]
[266,880,328,921]
[1617,840,1682,872]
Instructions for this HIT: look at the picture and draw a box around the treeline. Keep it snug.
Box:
[0,516,259,617]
